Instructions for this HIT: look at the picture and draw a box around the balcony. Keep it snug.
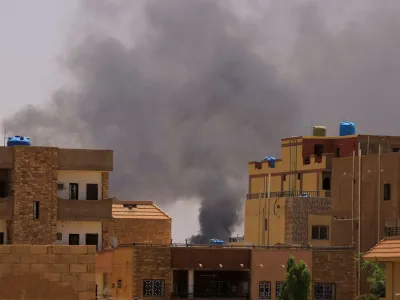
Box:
[385,227,400,237]
[0,197,13,220]
[246,190,331,200]
[57,198,112,221]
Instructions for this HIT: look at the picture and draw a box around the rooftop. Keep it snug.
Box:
[364,237,400,261]
[112,201,171,220]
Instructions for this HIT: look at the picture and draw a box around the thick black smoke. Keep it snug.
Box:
[6,0,400,242]
[3,0,300,242]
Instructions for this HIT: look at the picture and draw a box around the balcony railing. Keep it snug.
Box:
[57,198,113,221]
[246,190,331,200]
[171,292,249,299]
[385,227,400,237]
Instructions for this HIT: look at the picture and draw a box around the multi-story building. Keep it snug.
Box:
[244,126,400,251]
[0,144,171,249]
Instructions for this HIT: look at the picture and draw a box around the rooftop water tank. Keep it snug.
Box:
[339,122,356,136]
[263,156,276,168]
[209,239,224,245]
[7,136,32,147]
[312,126,327,137]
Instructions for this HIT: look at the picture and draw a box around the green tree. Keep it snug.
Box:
[355,255,385,300]
[279,256,311,300]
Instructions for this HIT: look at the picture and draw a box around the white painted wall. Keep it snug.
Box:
[57,170,103,200]
[56,221,102,250]
[0,220,7,244]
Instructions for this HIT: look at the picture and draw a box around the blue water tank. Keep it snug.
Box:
[339,122,356,136]
[263,156,276,168]
[209,239,224,245]
[7,136,32,147]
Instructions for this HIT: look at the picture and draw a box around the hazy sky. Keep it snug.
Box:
[0,0,201,241]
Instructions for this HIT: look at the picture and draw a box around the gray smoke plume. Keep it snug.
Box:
[3,0,300,242]
[5,0,400,241]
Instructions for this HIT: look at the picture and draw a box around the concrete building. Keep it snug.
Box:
[0,145,171,250]
[96,244,356,300]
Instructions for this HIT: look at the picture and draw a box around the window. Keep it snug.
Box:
[86,184,99,200]
[322,173,331,191]
[117,280,122,288]
[314,144,324,156]
[85,233,99,251]
[33,201,40,219]
[143,280,165,297]
[0,232,4,244]
[276,281,284,298]
[315,283,336,300]
[255,162,262,170]
[312,226,329,240]
[393,148,400,152]
[56,232,62,241]
[0,181,7,198]
[384,183,391,200]
[57,183,64,191]
[69,183,79,200]
[283,174,286,181]
[336,147,340,157]
[259,281,271,299]
[264,218,268,231]
[297,173,301,180]
[69,234,80,245]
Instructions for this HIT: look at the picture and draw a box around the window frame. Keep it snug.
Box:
[69,183,79,200]
[68,233,80,245]
[311,225,329,240]
[315,282,336,300]
[259,281,271,299]
[143,279,165,297]
[86,183,99,200]
[384,183,391,201]
[276,281,284,298]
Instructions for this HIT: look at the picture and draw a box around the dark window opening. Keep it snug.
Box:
[0,181,7,198]
[315,283,335,300]
[69,183,79,200]
[393,148,400,152]
[304,156,311,165]
[283,174,286,181]
[297,173,301,180]
[336,147,341,157]
[86,184,99,200]
[85,233,99,251]
[314,144,324,157]
[264,218,268,231]
[311,226,329,240]
[0,232,4,244]
[57,183,64,191]
[56,232,62,241]
[33,201,40,219]
[323,177,331,191]
[117,280,122,288]
[276,282,284,299]
[255,162,262,170]
[384,183,391,201]
[69,234,80,245]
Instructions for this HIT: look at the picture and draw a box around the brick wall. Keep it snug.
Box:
[103,219,171,247]
[101,172,109,199]
[11,147,58,244]
[132,246,171,300]
[312,249,356,300]
[0,245,96,300]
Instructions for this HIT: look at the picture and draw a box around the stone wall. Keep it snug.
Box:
[132,245,171,300]
[101,172,109,199]
[312,249,356,300]
[11,147,58,244]
[103,219,171,247]
[0,245,96,300]
[284,197,331,245]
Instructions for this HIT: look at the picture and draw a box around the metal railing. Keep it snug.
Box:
[171,291,249,299]
[385,227,400,237]
[246,190,331,200]
[229,236,245,243]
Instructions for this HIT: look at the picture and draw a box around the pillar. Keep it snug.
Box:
[188,269,194,298]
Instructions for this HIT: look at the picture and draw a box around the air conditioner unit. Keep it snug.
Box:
[111,236,118,248]
[57,183,64,191]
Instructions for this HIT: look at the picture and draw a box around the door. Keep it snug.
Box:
[85,233,99,250]
[86,184,99,200]
[69,234,80,245]
[69,183,79,200]
[0,232,4,244]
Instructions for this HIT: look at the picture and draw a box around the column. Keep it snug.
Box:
[188,269,194,298]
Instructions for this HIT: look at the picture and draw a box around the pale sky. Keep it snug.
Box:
[0,0,209,242]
